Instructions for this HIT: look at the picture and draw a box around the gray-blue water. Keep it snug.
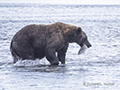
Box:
[0,3,120,90]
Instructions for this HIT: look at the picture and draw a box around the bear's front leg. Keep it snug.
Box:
[45,48,59,65]
[58,44,68,64]
[58,51,65,64]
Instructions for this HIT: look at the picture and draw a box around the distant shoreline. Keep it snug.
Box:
[0,0,120,5]
[0,3,120,6]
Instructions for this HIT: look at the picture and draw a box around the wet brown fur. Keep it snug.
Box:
[10,22,91,65]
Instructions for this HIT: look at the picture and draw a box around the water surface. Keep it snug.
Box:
[0,3,120,90]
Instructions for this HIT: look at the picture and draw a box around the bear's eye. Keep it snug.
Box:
[84,37,87,41]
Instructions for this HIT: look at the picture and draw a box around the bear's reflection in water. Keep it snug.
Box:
[13,59,67,73]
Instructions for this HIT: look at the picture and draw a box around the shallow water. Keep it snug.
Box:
[0,3,120,90]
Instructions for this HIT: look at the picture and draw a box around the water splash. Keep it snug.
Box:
[14,59,49,66]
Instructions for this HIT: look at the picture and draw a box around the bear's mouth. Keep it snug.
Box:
[78,39,92,55]
[78,44,88,55]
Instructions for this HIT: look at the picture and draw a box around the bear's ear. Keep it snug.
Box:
[77,27,82,33]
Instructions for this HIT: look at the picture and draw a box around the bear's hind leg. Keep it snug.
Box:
[15,47,35,61]
[12,51,20,63]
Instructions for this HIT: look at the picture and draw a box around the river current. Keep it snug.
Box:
[0,3,120,90]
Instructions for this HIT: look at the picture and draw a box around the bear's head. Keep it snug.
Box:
[75,27,91,47]
[63,27,92,54]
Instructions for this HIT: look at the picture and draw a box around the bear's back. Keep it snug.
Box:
[12,22,77,41]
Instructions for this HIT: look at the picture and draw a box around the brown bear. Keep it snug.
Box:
[10,22,91,65]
